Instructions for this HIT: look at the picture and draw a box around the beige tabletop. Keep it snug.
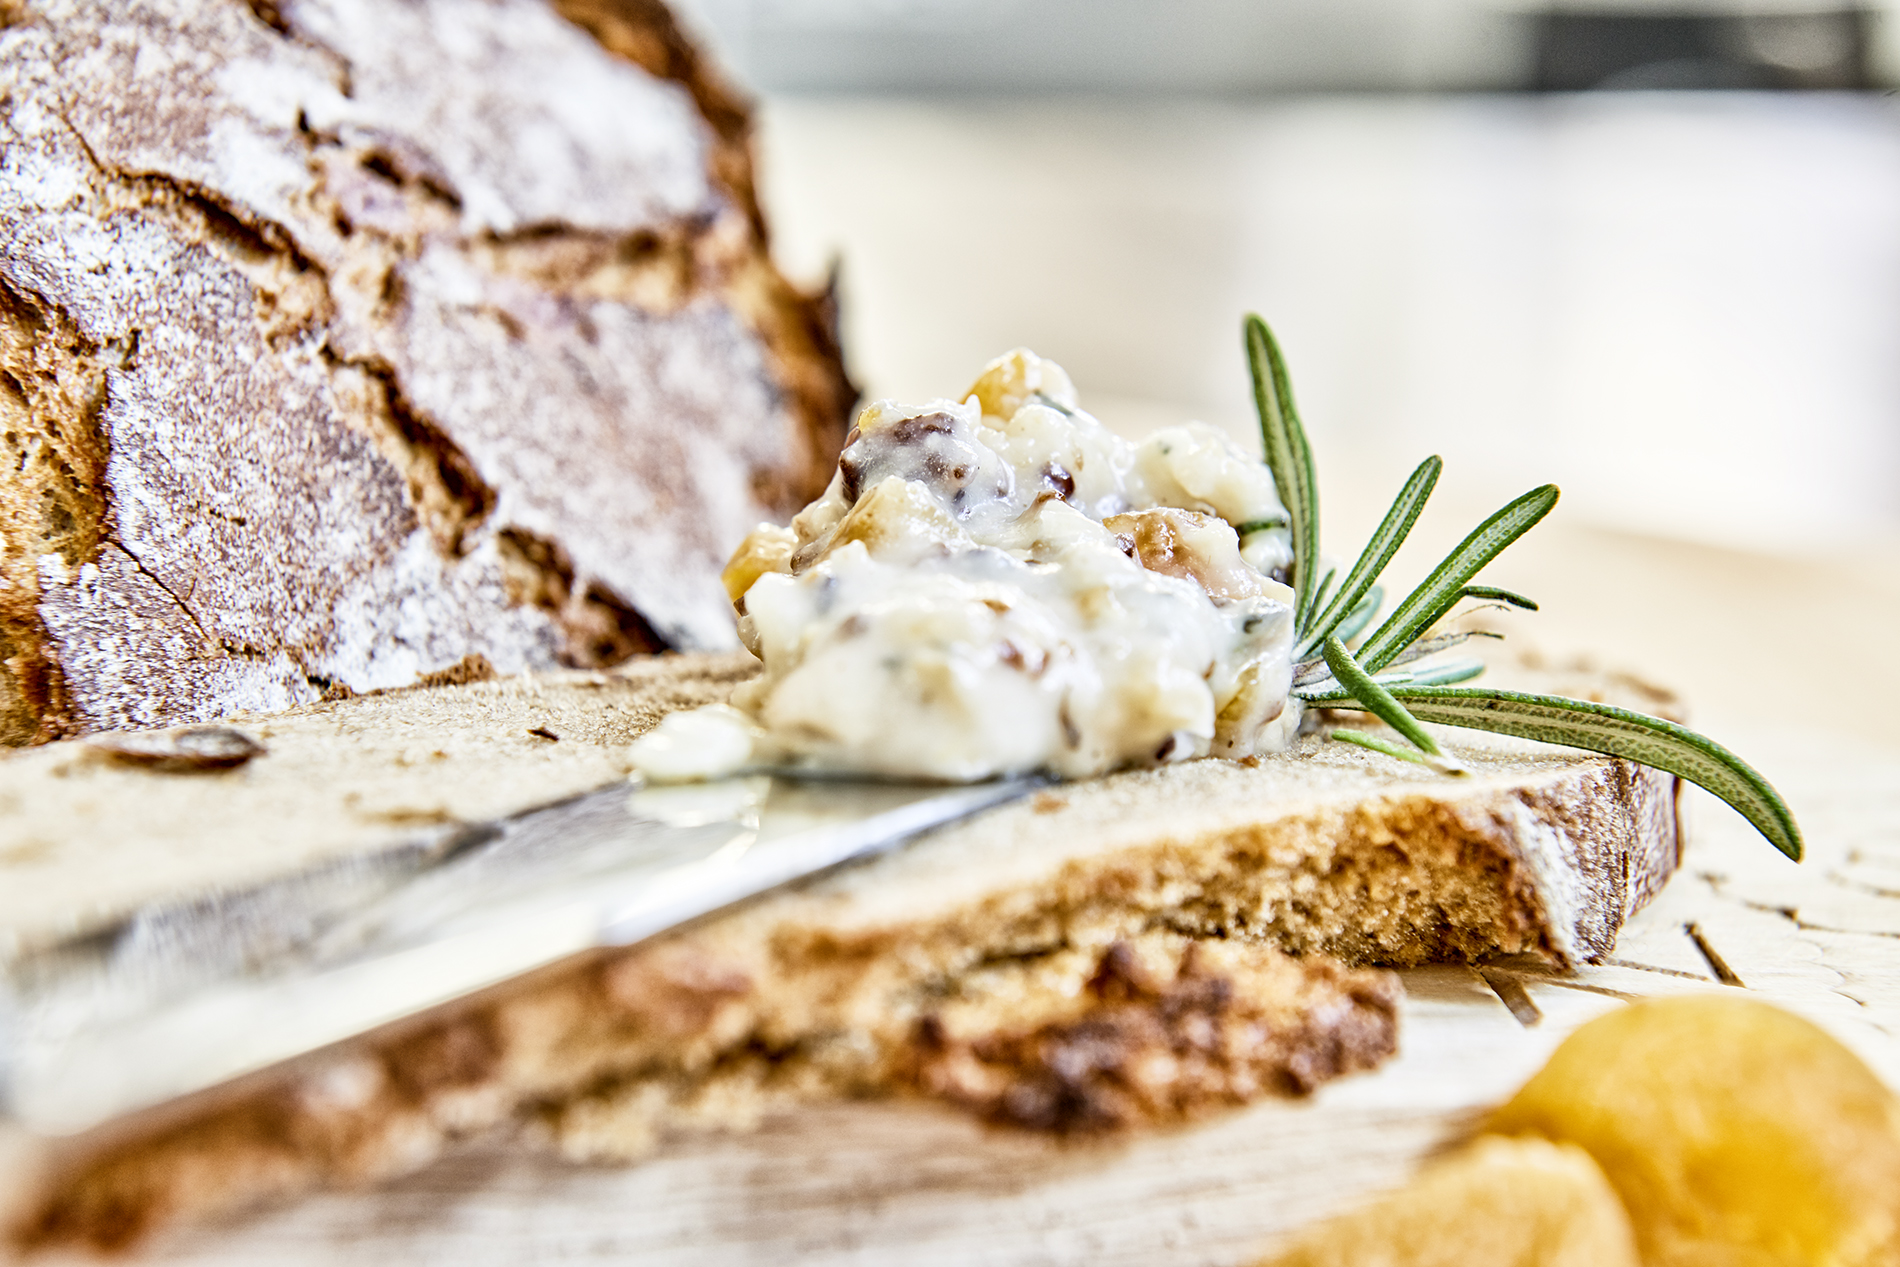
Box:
[56,94,1900,1265]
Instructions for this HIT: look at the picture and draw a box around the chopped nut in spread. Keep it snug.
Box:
[630,350,1299,782]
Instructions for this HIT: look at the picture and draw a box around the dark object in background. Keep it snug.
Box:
[1534,8,1874,90]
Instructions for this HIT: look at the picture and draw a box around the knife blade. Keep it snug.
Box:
[0,773,1040,1138]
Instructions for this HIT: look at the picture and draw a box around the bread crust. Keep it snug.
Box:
[0,0,852,744]
[1,650,1679,1252]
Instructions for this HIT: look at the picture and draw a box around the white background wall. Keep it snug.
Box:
[754,93,1900,556]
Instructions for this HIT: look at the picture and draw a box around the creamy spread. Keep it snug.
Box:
[630,350,1302,782]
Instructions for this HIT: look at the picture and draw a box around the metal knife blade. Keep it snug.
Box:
[0,773,1039,1138]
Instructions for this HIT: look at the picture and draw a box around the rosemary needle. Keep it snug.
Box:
[1243,313,1802,862]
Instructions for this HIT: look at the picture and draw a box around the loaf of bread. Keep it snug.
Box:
[0,650,1678,1251]
[0,0,852,746]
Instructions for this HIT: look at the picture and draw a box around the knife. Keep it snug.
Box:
[0,773,1040,1139]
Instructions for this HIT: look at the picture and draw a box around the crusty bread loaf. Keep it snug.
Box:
[1,650,1678,1251]
[0,0,852,746]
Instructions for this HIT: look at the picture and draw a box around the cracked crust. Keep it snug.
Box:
[0,278,114,744]
[0,0,853,743]
[1,651,1678,1252]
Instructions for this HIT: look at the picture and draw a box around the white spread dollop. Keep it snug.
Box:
[629,350,1303,783]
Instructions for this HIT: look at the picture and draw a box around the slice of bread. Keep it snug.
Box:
[0,650,1678,1251]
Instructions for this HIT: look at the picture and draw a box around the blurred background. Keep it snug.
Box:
[671,1,1898,588]
[660,4,1900,735]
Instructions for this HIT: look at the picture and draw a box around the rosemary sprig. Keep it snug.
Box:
[1296,456,1440,660]
[1246,316,1322,633]
[1331,584,1384,645]
[1243,313,1802,861]
[1354,484,1559,675]
[1301,684,1802,862]
[1462,585,1538,611]
[1310,568,1338,623]
[1329,728,1438,768]
[1375,657,1486,687]
[1378,629,1500,671]
[1321,637,1466,775]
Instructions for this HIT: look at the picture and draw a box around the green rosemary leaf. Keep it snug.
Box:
[1296,630,1497,684]
[1234,516,1290,535]
[1245,315,1321,631]
[1321,636,1441,757]
[1309,568,1338,628]
[1296,456,1442,658]
[1332,583,1384,647]
[1355,484,1560,675]
[1375,656,1486,687]
[1461,584,1538,611]
[1329,728,1436,766]
[1297,632,1494,693]
[1328,728,1468,775]
[1299,685,1804,861]
[1378,629,1501,670]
